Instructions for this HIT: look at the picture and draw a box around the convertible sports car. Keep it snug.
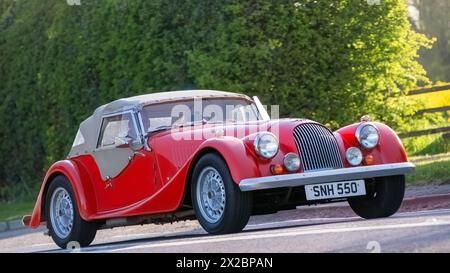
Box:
[24,90,415,248]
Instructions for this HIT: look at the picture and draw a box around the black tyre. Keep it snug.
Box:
[348,175,405,219]
[45,175,97,249]
[191,153,252,234]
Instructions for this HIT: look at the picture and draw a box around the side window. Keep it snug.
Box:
[97,112,138,148]
[72,129,85,147]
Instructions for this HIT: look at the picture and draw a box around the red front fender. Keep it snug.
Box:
[334,122,408,165]
[28,160,97,228]
[195,137,261,184]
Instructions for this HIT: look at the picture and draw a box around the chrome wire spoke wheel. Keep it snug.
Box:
[191,153,252,234]
[50,187,74,239]
[196,167,226,224]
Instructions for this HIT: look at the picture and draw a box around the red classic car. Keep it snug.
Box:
[24,90,415,248]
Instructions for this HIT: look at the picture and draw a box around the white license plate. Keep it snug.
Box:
[305,180,366,201]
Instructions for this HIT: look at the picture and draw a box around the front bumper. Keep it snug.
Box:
[239,162,415,191]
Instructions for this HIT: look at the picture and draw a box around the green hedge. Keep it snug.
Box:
[0,0,432,201]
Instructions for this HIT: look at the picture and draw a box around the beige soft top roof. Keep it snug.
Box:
[68,90,251,157]
[97,90,250,115]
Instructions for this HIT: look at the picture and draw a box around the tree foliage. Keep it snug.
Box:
[0,0,432,200]
[410,0,450,82]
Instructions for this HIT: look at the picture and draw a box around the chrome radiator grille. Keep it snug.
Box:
[293,123,343,171]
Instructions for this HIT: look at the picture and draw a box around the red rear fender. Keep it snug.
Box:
[28,160,97,228]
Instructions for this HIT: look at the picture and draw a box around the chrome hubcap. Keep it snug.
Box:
[196,167,226,223]
[50,187,74,239]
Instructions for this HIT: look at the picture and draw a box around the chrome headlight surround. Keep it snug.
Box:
[346,147,363,166]
[355,123,379,149]
[253,132,279,159]
[284,153,301,172]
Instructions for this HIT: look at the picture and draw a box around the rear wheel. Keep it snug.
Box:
[46,176,97,249]
[191,153,252,234]
[348,175,405,219]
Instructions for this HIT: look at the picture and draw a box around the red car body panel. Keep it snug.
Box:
[29,160,97,228]
[335,122,408,164]
[28,119,408,228]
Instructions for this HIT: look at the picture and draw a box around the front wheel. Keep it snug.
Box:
[348,175,405,219]
[191,153,252,234]
[46,175,97,249]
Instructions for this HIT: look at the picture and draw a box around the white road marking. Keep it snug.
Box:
[109,217,450,252]
[31,243,54,247]
[23,209,450,253]
[396,208,450,217]
[245,209,450,228]
[112,232,160,239]
[247,216,359,228]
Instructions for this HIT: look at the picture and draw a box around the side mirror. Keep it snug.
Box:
[115,136,144,151]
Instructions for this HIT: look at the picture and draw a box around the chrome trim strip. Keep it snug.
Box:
[136,110,151,151]
[239,162,415,191]
[252,96,270,121]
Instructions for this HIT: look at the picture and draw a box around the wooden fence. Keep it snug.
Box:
[400,84,450,138]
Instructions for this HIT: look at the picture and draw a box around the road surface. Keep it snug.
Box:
[1,208,450,253]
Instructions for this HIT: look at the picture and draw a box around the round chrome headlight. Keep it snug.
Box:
[346,147,363,166]
[356,123,379,149]
[284,153,300,172]
[254,132,279,159]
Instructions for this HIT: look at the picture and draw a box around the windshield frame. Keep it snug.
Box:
[140,97,264,133]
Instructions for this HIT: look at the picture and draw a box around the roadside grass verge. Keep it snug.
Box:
[0,200,34,222]
[407,157,450,186]
[404,133,450,156]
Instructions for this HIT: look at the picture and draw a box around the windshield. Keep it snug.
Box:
[141,98,262,133]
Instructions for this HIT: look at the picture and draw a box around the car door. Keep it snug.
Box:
[93,110,159,212]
